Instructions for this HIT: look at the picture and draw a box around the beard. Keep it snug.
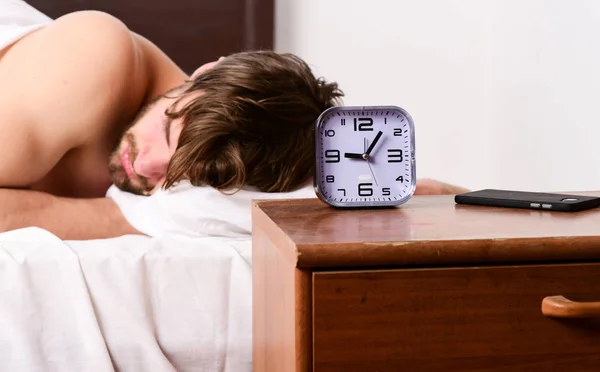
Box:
[108,131,153,195]
[107,91,176,195]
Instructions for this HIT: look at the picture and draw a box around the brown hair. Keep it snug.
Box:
[163,51,344,193]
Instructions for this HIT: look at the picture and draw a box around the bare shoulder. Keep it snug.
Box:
[47,10,133,45]
[0,10,148,134]
[31,10,139,76]
[0,11,148,187]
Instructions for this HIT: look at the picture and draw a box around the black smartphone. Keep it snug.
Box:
[454,189,600,212]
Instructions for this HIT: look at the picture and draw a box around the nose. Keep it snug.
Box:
[133,151,169,182]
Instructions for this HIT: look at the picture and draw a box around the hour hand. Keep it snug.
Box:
[344,152,364,159]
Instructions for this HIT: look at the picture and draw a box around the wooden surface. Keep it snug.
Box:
[254,194,600,268]
[252,196,600,372]
[252,203,311,372]
[27,0,274,74]
[313,263,600,371]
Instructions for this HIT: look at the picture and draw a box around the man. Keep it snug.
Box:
[0,3,468,240]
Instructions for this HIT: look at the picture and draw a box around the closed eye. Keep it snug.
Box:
[163,117,172,146]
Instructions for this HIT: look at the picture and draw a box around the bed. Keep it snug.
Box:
[0,1,280,371]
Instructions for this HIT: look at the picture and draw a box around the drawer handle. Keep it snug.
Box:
[542,295,600,318]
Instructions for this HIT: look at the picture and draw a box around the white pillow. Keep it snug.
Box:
[107,180,316,238]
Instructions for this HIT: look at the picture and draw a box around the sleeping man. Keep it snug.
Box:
[0,2,468,240]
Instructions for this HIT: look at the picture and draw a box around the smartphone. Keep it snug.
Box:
[454,189,600,212]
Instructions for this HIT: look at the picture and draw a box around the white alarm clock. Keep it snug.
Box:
[314,105,417,208]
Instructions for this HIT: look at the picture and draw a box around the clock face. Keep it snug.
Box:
[314,105,416,208]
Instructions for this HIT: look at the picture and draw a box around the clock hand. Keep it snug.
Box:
[345,135,376,160]
[344,152,364,159]
[366,159,379,186]
[363,137,379,186]
[365,130,383,156]
[344,139,368,159]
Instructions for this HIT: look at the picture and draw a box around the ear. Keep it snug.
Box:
[191,56,226,79]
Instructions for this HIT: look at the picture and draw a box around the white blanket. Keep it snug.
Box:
[0,181,316,371]
[0,228,253,372]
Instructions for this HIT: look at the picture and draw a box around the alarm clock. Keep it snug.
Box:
[314,105,416,208]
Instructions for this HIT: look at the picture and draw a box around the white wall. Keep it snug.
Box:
[275,0,600,192]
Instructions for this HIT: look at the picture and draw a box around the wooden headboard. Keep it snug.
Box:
[26,0,274,75]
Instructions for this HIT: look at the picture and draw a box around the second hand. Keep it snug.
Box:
[364,138,378,186]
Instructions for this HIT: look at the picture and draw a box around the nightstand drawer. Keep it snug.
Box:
[313,263,600,372]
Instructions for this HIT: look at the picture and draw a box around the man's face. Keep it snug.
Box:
[108,89,190,195]
[108,59,223,195]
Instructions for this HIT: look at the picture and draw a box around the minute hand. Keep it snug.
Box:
[365,130,383,156]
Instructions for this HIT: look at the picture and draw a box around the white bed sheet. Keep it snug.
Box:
[0,180,315,371]
[0,227,252,372]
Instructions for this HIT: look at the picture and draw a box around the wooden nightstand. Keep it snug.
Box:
[251,194,600,372]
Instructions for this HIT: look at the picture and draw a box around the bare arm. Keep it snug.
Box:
[0,189,140,240]
[415,179,470,195]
